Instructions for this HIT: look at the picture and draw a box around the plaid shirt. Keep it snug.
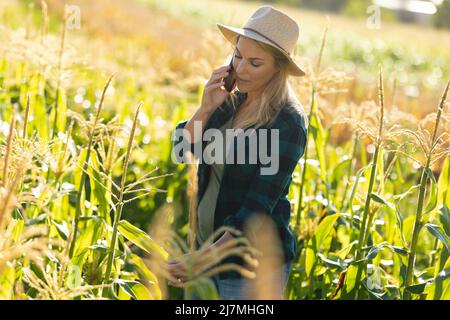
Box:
[171,91,308,279]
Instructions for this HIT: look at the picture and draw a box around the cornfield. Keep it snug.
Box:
[0,0,449,300]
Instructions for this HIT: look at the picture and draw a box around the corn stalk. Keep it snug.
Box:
[68,74,115,258]
[352,67,385,299]
[103,103,142,287]
[404,81,449,299]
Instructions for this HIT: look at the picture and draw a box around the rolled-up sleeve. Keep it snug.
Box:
[171,120,203,164]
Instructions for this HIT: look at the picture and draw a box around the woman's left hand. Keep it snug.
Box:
[166,232,237,287]
[166,254,193,287]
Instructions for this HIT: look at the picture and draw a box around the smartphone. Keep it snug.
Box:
[223,53,237,92]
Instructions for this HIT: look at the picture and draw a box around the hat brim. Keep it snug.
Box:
[217,23,306,77]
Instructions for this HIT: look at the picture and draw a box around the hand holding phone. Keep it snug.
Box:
[199,52,237,115]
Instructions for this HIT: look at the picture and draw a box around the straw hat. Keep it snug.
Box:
[217,6,305,77]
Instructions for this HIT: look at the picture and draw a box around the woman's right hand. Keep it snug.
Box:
[199,65,234,115]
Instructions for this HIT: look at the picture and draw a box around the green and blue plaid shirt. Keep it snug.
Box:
[172,91,308,279]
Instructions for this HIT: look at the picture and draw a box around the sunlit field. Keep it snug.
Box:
[0,0,449,300]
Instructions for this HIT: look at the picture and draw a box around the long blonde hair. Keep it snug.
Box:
[227,35,308,130]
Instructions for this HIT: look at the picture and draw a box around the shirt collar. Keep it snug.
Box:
[212,91,247,128]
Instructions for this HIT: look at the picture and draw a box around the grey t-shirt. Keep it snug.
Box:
[196,116,234,248]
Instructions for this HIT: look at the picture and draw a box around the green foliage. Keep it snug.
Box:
[0,0,449,301]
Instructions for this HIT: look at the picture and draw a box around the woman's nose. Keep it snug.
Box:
[235,60,247,76]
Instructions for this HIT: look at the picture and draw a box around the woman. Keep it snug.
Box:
[169,6,308,299]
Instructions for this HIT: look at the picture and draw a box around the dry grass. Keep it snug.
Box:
[244,214,285,300]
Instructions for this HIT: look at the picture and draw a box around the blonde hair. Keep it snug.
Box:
[226,35,308,130]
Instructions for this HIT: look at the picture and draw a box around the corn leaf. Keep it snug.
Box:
[118,220,168,260]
